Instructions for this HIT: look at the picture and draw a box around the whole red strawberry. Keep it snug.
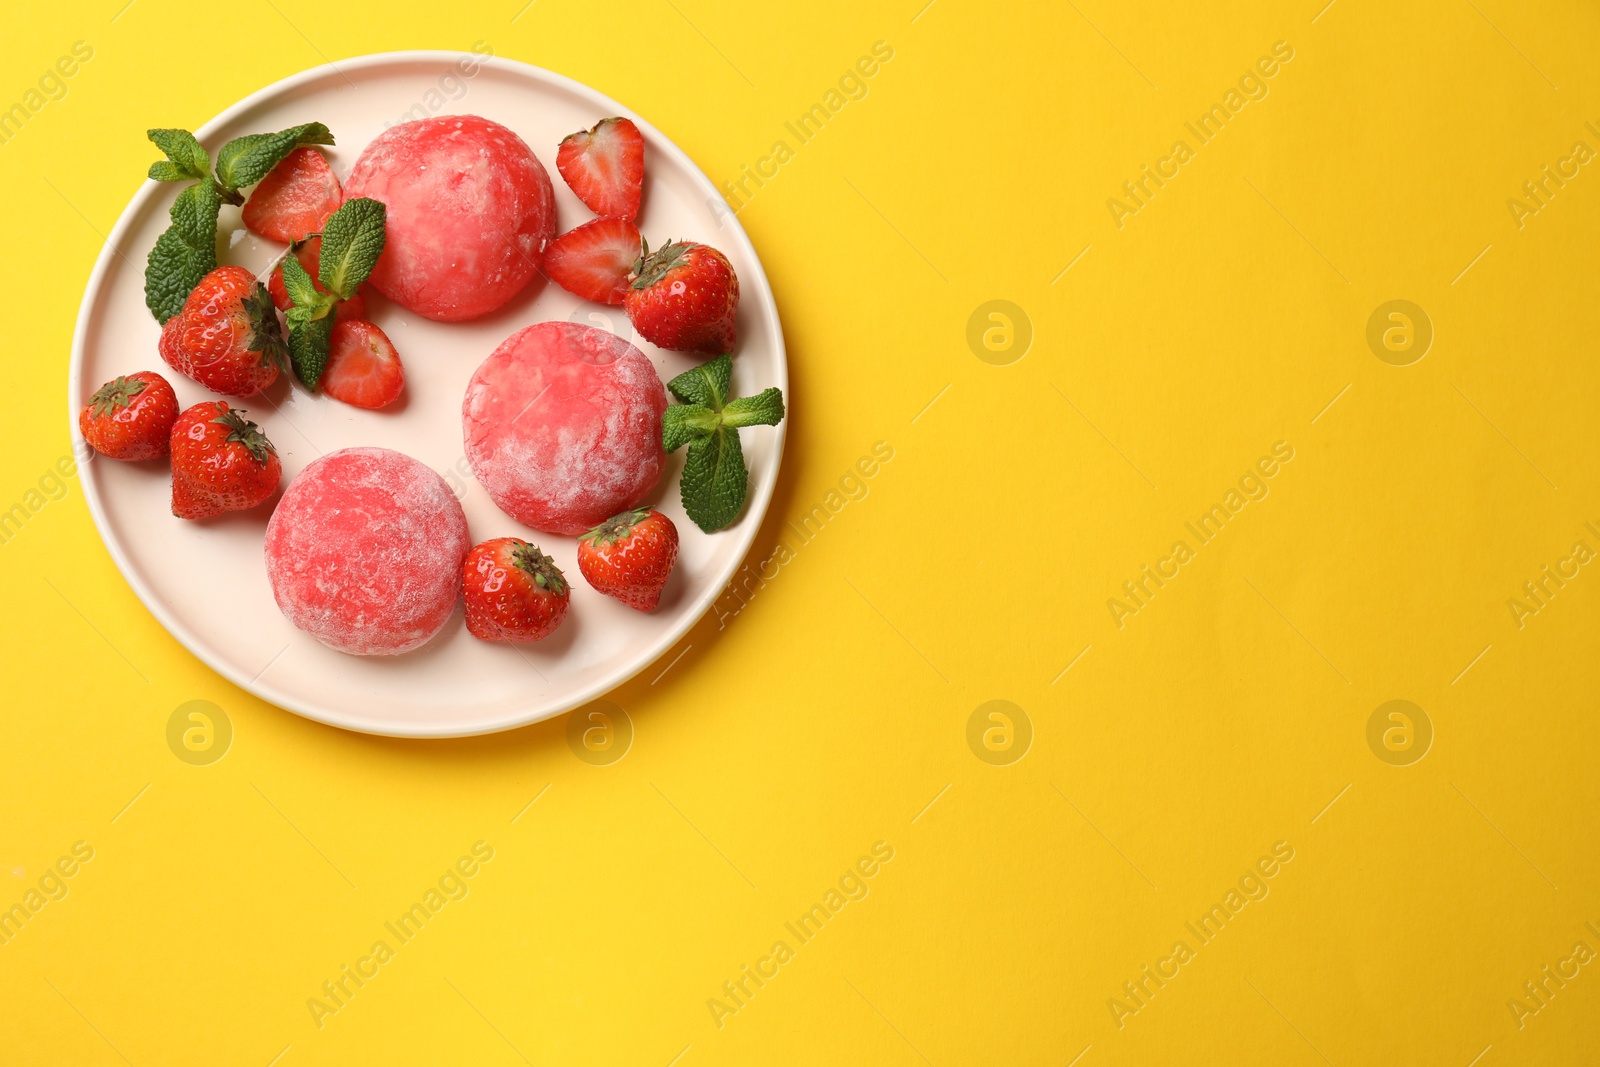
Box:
[160,265,287,398]
[170,402,281,520]
[78,372,179,461]
[463,538,570,642]
[577,507,679,611]
[624,240,739,356]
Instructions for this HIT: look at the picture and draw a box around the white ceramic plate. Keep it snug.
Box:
[68,52,785,737]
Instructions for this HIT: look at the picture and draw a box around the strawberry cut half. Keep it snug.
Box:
[321,320,405,409]
[243,147,343,243]
[556,117,644,220]
[544,216,641,305]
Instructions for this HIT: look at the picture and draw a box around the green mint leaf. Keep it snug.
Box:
[318,197,386,299]
[284,301,334,329]
[148,160,191,182]
[679,425,748,533]
[213,122,334,192]
[169,180,221,248]
[278,250,325,310]
[143,182,220,323]
[146,128,209,181]
[288,312,337,389]
[666,353,732,409]
[663,404,719,452]
[144,229,212,323]
[722,387,785,428]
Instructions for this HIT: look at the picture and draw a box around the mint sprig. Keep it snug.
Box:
[279,197,386,389]
[143,122,334,324]
[661,354,785,532]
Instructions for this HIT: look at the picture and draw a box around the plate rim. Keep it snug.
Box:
[67,50,787,739]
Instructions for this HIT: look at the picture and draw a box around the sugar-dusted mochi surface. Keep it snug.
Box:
[344,114,555,321]
[264,447,470,656]
[463,322,667,536]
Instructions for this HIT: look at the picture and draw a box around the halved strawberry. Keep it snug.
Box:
[556,118,644,220]
[267,237,369,323]
[544,217,641,305]
[242,147,343,243]
[320,320,404,409]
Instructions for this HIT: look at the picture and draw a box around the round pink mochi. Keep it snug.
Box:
[264,448,470,656]
[463,322,667,536]
[344,114,555,322]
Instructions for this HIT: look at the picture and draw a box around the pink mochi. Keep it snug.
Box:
[344,114,556,322]
[463,322,667,536]
[265,448,470,656]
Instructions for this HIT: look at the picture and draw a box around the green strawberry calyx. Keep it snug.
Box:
[511,541,567,595]
[631,238,696,290]
[212,408,275,464]
[242,282,290,373]
[581,507,654,548]
[660,354,785,533]
[88,376,148,417]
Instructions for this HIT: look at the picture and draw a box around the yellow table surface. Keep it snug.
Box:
[5,1,1599,1063]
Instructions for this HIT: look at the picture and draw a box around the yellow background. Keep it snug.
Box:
[4,0,1600,1063]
